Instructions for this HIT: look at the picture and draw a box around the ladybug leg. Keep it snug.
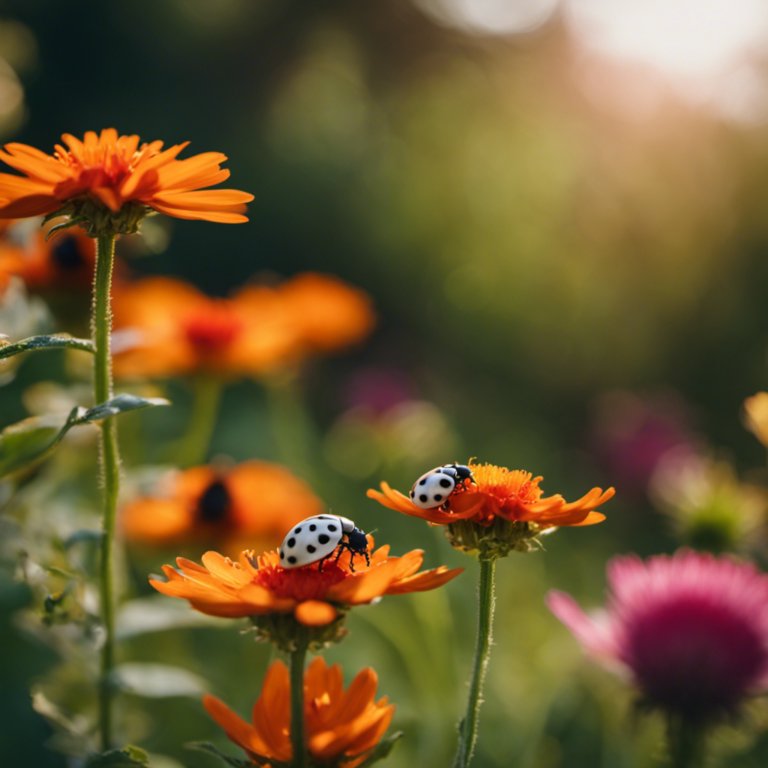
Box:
[364,549,371,568]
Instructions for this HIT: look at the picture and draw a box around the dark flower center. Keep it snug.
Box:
[197,480,231,523]
[51,235,85,271]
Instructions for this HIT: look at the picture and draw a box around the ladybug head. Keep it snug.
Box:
[345,527,369,553]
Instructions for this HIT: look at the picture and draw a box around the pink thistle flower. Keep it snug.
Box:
[547,550,768,723]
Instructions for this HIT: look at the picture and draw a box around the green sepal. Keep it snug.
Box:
[45,216,85,241]
[344,731,404,767]
[186,741,281,768]
[0,394,169,478]
[0,333,94,361]
[84,745,150,767]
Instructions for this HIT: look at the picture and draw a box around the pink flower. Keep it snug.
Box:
[547,550,768,722]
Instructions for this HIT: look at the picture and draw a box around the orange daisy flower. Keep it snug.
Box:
[110,272,375,380]
[368,462,615,557]
[0,129,252,234]
[111,276,297,379]
[150,538,462,650]
[121,460,323,553]
[0,222,131,297]
[204,657,395,768]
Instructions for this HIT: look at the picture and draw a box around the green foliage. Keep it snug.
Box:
[84,746,150,767]
[0,334,94,360]
[187,741,267,767]
[0,394,169,478]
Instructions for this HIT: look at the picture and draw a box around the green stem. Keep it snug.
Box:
[93,233,119,751]
[667,714,706,768]
[289,643,308,768]
[452,557,497,768]
[175,375,223,467]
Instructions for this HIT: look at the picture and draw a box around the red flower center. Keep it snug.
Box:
[183,307,243,353]
[253,561,347,602]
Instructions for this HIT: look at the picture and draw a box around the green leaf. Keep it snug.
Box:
[186,742,266,767]
[74,393,170,424]
[0,411,71,478]
[0,333,94,360]
[346,732,404,767]
[84,746,150,767]
[0,395,169,478]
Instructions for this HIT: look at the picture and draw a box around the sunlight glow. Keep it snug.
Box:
[565,0,768,120]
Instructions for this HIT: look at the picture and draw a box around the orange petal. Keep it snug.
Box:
[386,566,464,595]
[295,600,338,626]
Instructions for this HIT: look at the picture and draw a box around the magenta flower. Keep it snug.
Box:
[547,550,768,723]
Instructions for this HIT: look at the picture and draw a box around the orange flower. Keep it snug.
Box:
[0,129,252,234]
[111,276,296,379]
[204,657,395,768]
[368,462,615,557]
[110,272,375,380]
[121,461,323,552]
[240,272,376,355]
[150,538,462,650]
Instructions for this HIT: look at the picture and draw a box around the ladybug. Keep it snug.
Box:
[410,463,476,510]
[279,514,371,572]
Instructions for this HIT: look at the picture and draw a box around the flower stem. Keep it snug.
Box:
[289,642,308,768]
[452,556,497,768]
[667,715,706,768]
[93,233,119,751]
[175,374,223,467]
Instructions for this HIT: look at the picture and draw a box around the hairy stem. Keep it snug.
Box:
[93,233,119,751]
[290,642,308,768]
[452,556,496,768]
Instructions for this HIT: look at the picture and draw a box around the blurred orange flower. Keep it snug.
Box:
[111,277,296,379]
[0,223,129,296]
[235,272,376,356]
[121,461,323,551]
[369,462,614,528]
[111,273,375,380]
[204,657,395,768]
[150,538,462,632]
[0,128,252,231]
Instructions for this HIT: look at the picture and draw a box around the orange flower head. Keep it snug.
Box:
[121,460,323,554]
[150,537,463,651]
[0,129,253,236]
[368,461,615,558]
[111,276,298,380]
[204,656,396,768]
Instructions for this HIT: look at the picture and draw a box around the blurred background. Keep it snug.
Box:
[3,0,768,766]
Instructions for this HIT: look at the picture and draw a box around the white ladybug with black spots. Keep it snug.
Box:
[279,514,371,572]
[410,463,476,509]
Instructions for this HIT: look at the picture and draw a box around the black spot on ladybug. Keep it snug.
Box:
[287,538,296,548]
[419,494,428,503]
[310,524,317,531]
[280,551,285,559]
[419,478,427,485]
[434,494,443,502]
[307,545,316,553]
[440,479,452,488]
[409,490,415,497]
[197,480,230,523]
[295,527,302,534]
[328,524,337,532]
[318,534,330,545]
[287,556,297,564]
